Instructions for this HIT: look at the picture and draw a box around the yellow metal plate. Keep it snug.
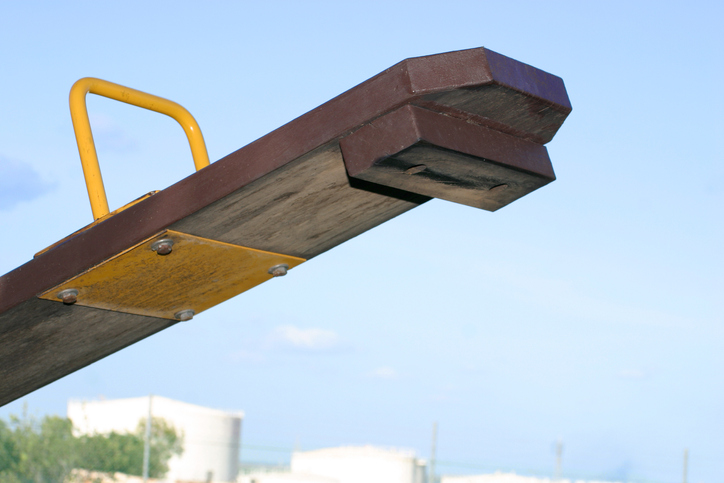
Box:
[39,230,305,320]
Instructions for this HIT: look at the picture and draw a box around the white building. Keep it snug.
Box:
[441,473,619,483]
[240,446,426,483]
[68,395,243,483]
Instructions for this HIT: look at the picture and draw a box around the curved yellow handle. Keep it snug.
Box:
[70,77,210,220]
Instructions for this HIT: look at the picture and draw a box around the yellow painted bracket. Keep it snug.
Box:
[70,77,210,220]
[39,230,306,320]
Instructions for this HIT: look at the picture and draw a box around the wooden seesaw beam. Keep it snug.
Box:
[0,47,571,406]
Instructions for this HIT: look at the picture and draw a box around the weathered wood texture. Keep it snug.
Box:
[0,47,571,406]
[0,300,175,406]
[341,105,556,211]
[171,143,428,258]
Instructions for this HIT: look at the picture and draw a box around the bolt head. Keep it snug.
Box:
[57,289,79,305]
[151,238,174,255]
[268,264,289,277]
[174,309,195,321]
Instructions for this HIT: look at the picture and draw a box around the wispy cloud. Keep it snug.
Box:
[271,325,341,351]
[367,366,399,379]
[227,325,348,363]
[89,113,137,153]
[0,156,56,211]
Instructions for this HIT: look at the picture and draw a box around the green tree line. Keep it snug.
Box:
[0,412,182,483]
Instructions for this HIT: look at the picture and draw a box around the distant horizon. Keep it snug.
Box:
[0,400,644,481]
[0,399,687,482]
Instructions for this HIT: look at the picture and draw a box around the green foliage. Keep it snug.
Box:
[76,431,143,477]
[0,420,18,476]
[0,412,183,482]
[0,413,77,483]
[138,417,184,478]
[76,417,183,478]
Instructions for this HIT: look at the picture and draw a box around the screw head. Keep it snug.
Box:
[57,289,79,305]
[174,309,195,321]
[268,264,289,277]
[151,238,174,255]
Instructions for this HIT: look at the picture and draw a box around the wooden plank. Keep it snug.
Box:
[170,143,428,258]
[0,299,173,406]
[0,144,426,407]
[340,105,556,211]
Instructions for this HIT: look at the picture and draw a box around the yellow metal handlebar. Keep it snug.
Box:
[70,77,210,220]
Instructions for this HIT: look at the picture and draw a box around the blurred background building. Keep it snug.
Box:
[68,395,243,483]
[239,446,426,483]
[441,473,619,483]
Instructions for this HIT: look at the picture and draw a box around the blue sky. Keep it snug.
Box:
[1,1,723,482]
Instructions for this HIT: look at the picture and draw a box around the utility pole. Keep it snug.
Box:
[682,448,689,483]
[554,438,563,480]
[143,394,153,483]
[429,422,438,483]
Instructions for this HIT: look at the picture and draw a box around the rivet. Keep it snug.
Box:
[268,264,289,277]
[174,309,195,321]
[404,164,427,175]
[57,288,79,305]
[151,238,174,255]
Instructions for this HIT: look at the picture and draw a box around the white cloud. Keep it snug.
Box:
[0,156,55,210]
[272,325,340,351]
[226,325,346,363]
[368,366,398,379]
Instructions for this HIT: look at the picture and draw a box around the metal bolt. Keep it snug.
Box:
[404,164,427,175]
[57,288,79,305]
[151,238,174,255]
[174,309,195,321]
[268,264,289,277]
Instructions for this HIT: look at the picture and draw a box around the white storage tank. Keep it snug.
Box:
[290,446,426,483]
[238,472,337,483]
[68,395,243,483]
